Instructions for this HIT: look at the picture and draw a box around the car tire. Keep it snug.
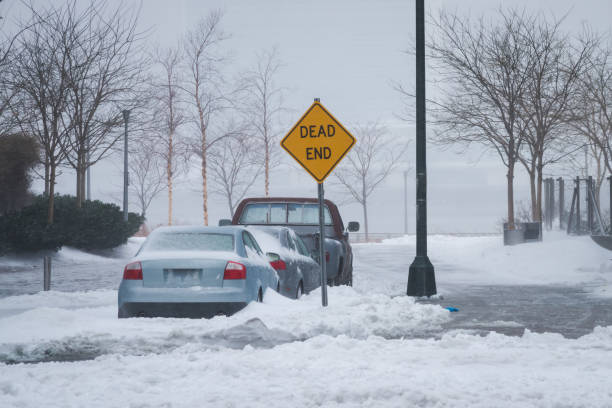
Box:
[296,281,303,299]
[257,288,263,303]
[335,258,344,286]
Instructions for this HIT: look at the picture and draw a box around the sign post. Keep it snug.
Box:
[317,182,328,306]
[280,98,355,307]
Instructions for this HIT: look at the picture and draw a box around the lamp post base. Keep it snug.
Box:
[407,255,436,297]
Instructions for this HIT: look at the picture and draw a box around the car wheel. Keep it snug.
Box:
[276,282,280,292]
[335,259,344,286]
[296,281,304,299]
[257,288,263,302]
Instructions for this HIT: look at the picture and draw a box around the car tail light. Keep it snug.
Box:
[325,251,330,262]
[123,262,142,280]
[224,261,246,280]
[270,259,286,271]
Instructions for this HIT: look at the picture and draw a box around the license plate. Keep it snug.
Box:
[163,269,202,286]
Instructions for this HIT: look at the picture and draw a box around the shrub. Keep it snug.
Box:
[0,133,39,214]
[0,195,143,254]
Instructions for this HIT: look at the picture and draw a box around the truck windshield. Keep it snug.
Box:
[240,203,332,225]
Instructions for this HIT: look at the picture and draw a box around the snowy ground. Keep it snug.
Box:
[1,233,612,407]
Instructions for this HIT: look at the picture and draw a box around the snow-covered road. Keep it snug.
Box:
[1,233,612,407]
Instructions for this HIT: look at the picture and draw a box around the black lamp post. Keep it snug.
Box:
[407,0,436,297]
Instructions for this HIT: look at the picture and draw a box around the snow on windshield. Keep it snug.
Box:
[140,233,234,253]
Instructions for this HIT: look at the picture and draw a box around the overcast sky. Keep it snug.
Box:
[2,0,611,233]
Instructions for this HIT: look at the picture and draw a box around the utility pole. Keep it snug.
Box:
[123,110,130,222]
[407,0,436,297]
[404,170,408,235]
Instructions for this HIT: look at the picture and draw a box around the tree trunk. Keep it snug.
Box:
[80,167,86,203]
[47,164,56,225]
[76,165,82,206]
[363,200,369,242]
[44,152,50,196]
[536,157,543,222]
[264,142,269,197]
[507,162,515,229]
[362,177,368,241]
[529,169,536,221]
[228,196,234,219]
[76,156,86,208]
[167,131,173,226]
[201,127,208,226]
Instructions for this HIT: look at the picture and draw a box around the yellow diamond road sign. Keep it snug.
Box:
[281,101,355,183]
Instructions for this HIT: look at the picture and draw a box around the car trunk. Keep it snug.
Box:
[141,258,228,288]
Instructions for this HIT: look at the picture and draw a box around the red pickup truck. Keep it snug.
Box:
[220,197,359,286]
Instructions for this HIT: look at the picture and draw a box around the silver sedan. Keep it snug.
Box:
[249,226,321,299]
[118,226,279,318]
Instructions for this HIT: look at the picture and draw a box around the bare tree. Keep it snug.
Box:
[129,140,165,218]
[8,3,74,223]
[208,121,261,217]
[59,1,147,207]
[243,48,284,197]
[518,15,595,221]
[334,123,407,241]
[421,9,533,229]
[150,46,186,226]
[183,11,227,226]
[569,39,612,200]
[0,12,24,136]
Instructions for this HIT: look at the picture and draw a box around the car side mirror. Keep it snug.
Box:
[266,252,280,262]
[348,221,360,232]
[219,219,232,226]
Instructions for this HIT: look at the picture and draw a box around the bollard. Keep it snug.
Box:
[558,178,564,229]
[43,256,51,291]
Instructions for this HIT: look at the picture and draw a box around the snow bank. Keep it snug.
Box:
[0,287,449,362]
[380,232,612,289]
[0,237,144,267]
[1,327,612,407]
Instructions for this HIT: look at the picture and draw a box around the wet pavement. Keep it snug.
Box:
[0,257,124,298]
[423,284,612,339]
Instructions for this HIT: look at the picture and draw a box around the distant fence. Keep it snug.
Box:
[349,232,500,243]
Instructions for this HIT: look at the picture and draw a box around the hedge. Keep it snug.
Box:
[0,195,144,254]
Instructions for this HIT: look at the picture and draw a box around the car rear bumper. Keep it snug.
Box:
[118,301,247,318]
[118,280,255,318]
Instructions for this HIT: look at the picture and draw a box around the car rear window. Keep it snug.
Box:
[141,233,234,252]
[240,203,332,225]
